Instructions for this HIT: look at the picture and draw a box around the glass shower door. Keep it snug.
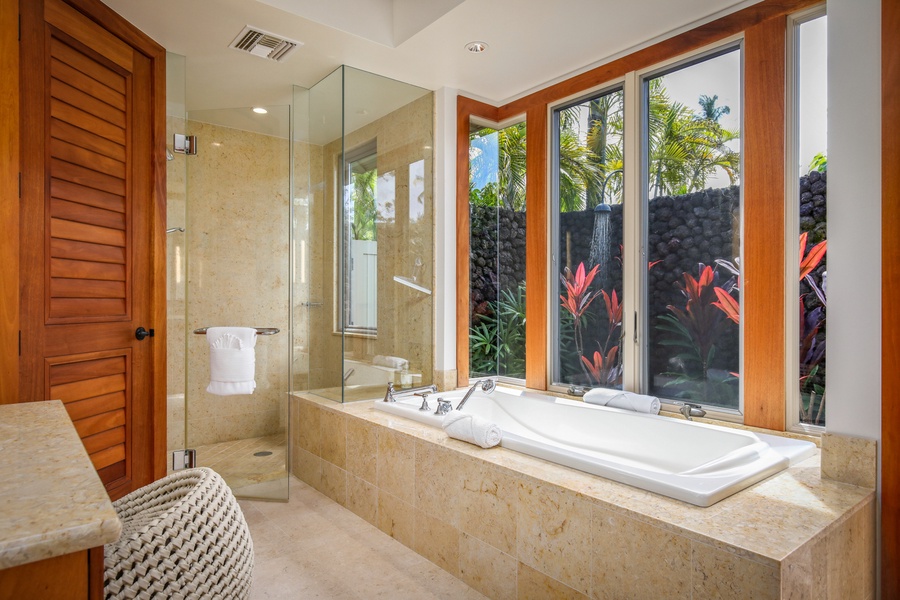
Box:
[183,105,292,501]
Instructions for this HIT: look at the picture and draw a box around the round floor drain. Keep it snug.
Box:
[253,451,273,457]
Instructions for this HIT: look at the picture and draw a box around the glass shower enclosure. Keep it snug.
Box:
[293,66,435,404]
[167,55,434,502]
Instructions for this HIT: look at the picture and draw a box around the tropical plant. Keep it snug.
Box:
[581,346,621,387]
[349,168,377,241]
[468,284,527,378]
[657,265,732,383]
[647,79,741,197]
[808,152,827,173]
[559,262,601,358]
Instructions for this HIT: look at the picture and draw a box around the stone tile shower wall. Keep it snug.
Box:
[181,120,291,446]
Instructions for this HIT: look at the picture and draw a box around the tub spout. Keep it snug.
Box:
[456,379,496,411]
[383,382,437,402]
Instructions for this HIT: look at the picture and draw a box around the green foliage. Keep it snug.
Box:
[469,285,527,378]
[647,80,740,197]
[350,168,376,241]
[808,152,827,173]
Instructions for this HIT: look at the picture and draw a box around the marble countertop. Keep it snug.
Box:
[0,400,122,569]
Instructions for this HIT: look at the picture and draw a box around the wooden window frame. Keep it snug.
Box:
[456,0,822,430]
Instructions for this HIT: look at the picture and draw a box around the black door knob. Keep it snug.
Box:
[135,327,154,341]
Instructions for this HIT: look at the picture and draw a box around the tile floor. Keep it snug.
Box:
[239,477,486,599]
[196,434,288,497]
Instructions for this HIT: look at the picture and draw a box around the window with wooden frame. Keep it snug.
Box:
[457,0,824,431]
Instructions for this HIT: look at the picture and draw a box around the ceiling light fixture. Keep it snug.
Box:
[465,41,489,54]
[252,107,268,114]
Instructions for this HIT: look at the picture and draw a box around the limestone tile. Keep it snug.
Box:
[377,428,416,505]
[691,541,780,600]
[378,490,415,549]
[414,510,460,576]
[415,441,465,528]
[320,408,347,469]
[347,416,378,483]
[518,562,589,600]
[821,432,877,488]
[434,369,459,392]
[458,532,517,600]
[459,462,518,556]
[320,460,347,506]
[347,473,378,526]
[780,536,827,600]
[825,499,875,599]
[292,446,322,490]
[517,479,592,595]
[591,505,691,600]
[296,398,322,455]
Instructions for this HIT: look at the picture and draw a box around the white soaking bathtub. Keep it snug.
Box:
[374,386,816,507]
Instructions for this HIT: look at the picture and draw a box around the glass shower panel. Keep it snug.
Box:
[184,105,292,500]
[338,67,434,401]
[306,68,345,401]
[165,52,187,470]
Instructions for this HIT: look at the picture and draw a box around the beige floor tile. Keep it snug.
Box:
[242,476,485,600]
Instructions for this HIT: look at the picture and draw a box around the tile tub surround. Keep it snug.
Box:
[820,432,878,488]
[291,393,876,600]
[0,401,121,569]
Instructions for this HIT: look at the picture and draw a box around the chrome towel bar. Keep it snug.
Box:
[193,327,280,336]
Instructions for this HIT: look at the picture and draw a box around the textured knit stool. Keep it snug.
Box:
[104,467,254,600]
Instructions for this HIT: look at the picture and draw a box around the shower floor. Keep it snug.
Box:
[195,433,288,498]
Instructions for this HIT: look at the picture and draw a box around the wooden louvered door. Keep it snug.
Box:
[20,0,165,501]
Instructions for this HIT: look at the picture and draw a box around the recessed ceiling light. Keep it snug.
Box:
[465,41,489,53]
[253,107,268,114]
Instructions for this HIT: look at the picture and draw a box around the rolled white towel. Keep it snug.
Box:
[442,410,502,449]
[373,355,409,370]
[583,388,660,414]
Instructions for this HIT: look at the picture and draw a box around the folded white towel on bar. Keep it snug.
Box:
[582,388,661,414]
[206,327,257,396]
[373,355,409,370]
[442,410,502,449]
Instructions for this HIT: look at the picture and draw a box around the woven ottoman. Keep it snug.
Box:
[104,467,254,599]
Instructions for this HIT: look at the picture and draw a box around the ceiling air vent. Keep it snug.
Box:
[229,26,302,62]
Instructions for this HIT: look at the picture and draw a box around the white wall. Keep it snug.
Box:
[434,87,458,373]
[825,0,882,442]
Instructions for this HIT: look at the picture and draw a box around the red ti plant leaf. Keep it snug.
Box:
[560,263,600,320]
[580,345,620,386]
[799,232,827,281]
[601,289,622,330]
[712,287,740,324]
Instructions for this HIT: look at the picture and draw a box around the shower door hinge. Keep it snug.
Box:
[173,134,198,156]
[172,448,197,471]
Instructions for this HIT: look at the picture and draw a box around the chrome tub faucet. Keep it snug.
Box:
[383,382,438,403]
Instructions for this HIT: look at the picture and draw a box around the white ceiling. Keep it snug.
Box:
[103,0,760,112]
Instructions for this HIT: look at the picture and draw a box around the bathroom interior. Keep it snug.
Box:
[0,0,893,597]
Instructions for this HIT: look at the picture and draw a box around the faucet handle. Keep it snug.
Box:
[416,390,432,411]
[435,398,452,416]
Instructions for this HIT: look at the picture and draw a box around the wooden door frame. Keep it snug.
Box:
[882,0,898,595]
[1,0,19,404]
